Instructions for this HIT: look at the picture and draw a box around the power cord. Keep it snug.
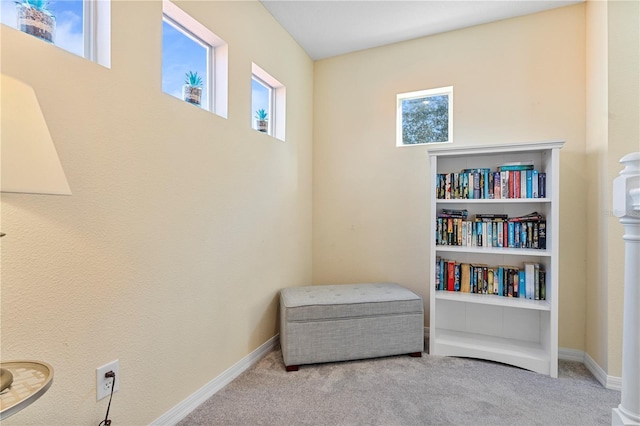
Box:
[98,371,116,426]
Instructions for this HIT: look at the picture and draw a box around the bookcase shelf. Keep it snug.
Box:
[428,140,563,378]
[437,198,552,205]
[435,291,551,311]
[436,246,552,257]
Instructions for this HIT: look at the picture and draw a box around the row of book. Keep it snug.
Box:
[435,257,547,300]
[436,210,546,249]
[435,164,546,200]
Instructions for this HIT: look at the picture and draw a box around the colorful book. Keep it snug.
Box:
[525,262,535,300]
[460,263,471,293]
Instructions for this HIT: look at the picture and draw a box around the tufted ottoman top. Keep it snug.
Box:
[280,283,423,322]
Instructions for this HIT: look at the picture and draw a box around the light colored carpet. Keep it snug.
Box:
[179,348,620,425]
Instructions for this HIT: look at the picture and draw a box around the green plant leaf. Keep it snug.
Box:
[255,109,268,120]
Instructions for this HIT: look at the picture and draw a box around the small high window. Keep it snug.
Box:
[1,0,111,67]
[162,0,228,117]
[251,63,285,141]
[397,86,453,146]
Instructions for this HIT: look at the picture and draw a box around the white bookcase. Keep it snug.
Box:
[428,140,564,378]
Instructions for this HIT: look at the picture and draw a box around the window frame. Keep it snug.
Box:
[396,86,454,147]
[162,14,214,110]
[162,0,228,118]
[1,0,110,67]
[251,74,274,135]
[251,62,286,141]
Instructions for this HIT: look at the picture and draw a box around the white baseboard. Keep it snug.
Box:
[150,335,279,426]
[559,347,585,362]
[558,347,622,391]
[583,351,622,391]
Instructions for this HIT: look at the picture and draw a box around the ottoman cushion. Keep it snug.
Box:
[281,283,423,321]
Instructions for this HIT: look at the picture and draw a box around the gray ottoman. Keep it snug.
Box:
[279,283,424,371]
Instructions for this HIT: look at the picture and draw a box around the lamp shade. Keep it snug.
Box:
[1,74,71,195]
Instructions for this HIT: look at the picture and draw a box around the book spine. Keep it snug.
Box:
[503,221,509,247]
[526,170,533,198]
[488,172,494,199]
[538,220,547,249]
[487,268,494,295]
[469,265,478,293]
[519,270,526,298]
[539,173,546,198]
[498,165,534,171]
[484,171,490,199]
[454,262,460,292]
[482,222,488,247]
[501,171,509,199]
[507,268,514,297]
[473,171,480,199]
[508,221,515,247]
[532,170,539,198]
[514,171,520,198]
[534,263,540,300]
[462,173,468,199]
[482,266,488,294]
[525,263,535,300]
[493,172,501,199]
[461,263,471,293]
[447,261,455,291]
[520,170,527,198]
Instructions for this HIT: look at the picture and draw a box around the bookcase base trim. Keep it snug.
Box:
[431,329,554,376]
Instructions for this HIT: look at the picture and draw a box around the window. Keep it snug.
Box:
[0,0,110,67]
[162,0,228,117]
[251,63,285,141]
[252,76,272,134]
[397,86,453,146]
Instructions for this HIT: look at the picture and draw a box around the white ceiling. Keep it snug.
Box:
[260,0,583,60]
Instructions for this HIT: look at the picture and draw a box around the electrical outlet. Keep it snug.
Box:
[96,359,119,401]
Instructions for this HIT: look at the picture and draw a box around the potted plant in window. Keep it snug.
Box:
[183,71,203,106]
[16,0,56,43]
[255,109,268,133]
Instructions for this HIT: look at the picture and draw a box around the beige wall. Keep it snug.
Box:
[606,0,640,377]
[585,0,610,373]
[585,0,640,380]
[0,1,313,423]
[313,4,588,350]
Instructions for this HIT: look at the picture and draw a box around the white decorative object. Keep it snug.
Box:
[612,152,640,426]
[428,140,563,377]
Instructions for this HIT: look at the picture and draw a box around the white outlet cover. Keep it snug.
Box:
[96,359,119,401]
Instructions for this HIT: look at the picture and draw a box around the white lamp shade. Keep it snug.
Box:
[1,74,71,195]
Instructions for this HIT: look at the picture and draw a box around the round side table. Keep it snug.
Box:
[0,361,53,420]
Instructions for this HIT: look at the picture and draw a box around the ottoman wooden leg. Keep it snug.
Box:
[286,365,299,372]
[409,352,422,357]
